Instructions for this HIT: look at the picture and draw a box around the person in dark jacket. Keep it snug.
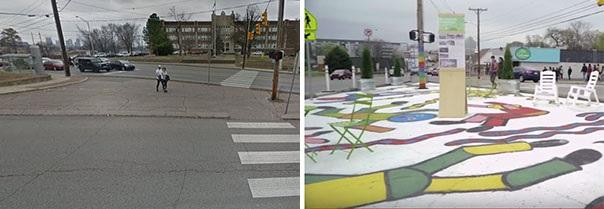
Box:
[568,66,572,80]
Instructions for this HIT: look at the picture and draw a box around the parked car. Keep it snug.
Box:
[251,51,263,56]
[109,60,135,71]
[513,66,540,82]
[43,59,64,71]
[76,57,110,73]
[428,67,439,76]
[330,69,352,80]
[0,61,11,70]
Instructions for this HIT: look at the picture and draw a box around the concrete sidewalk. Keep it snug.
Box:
[131,61,295,74]
[0,76,299,122]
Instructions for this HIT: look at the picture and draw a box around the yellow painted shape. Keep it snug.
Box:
[463,142,531,155]
[425,174,507,193]
[339,113,391,121]
[305,172,387,209]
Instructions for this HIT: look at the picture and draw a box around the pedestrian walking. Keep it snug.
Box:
[489,56,498,89]
[586,64,593,82]
[568,66,572,80]
[155,65,162,92]
[498,57,504,79]
[160,67,170,92]
[543,66,547,72]
[559,66,563,80]
[582,63,587,80]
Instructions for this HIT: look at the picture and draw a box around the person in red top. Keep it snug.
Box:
[489,56,498,88]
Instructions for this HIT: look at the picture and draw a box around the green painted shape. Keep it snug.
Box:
[386,168,430,199]
[411,148,473,174]
[505,158,578,190]
[305,175,348,184]
[313,108,344,118]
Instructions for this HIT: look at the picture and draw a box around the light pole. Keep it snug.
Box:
[76,16,94,56]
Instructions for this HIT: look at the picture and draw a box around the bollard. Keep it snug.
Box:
[324,65,331,92]
[385,67,389,84]
[30,45,45,75]
[351,65,357,89]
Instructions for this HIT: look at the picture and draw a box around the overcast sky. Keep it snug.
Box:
[306,0,604,49]
[0,0,300,44]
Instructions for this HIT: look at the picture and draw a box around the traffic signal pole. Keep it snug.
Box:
[51,0,70,77]
[417,0,426,89]
[271,0,285,100]
[469,8,487,79]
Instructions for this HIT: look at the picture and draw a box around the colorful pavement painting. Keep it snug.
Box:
[305,85,604,208]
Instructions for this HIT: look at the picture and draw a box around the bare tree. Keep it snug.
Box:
[115,23,141,54]
[169,6,192,55]
[233,6,262,58]
[545,28,564,47]
[525,35,550,48]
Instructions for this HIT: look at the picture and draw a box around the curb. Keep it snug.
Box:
[0,76,89,96]
[281,113,300,120]
[130,61,294,74]
[87,74,300,94]
[0,111,230,119]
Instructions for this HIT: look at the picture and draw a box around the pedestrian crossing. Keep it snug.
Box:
[220,70,259,88]
[227,121,300,199]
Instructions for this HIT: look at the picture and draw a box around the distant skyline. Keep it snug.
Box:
[306,0,604,49]
[1,0,300,45]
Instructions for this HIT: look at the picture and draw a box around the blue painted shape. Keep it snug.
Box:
[511,47,560,63]
[388,113,436,123]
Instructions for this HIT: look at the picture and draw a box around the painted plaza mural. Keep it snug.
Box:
[304,85,604,209]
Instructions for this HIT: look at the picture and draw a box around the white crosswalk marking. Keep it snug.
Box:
[231,134,298,143]
[227,121,299,199]
[227,122,295,129]
[220,70,259,88]
[238,151,299,164]
[247,177,300,198]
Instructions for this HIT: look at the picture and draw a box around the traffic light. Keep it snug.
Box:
[268,50,284,60]
[409,30,418,41]
[255,23,261,35]
[261,11,268,27]
[598,0,604,6]
[247,31,254,40]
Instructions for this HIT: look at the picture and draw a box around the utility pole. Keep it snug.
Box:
[417,0,427,89]
[469,7,487,79]
[241,8,252,70]
[270,0,285,100]
[51,0,70,77]
[31,32,35,45]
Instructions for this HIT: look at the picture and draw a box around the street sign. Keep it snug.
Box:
[305,9,317,41]
[364,28,373,38]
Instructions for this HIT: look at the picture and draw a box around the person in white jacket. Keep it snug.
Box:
[155,65,162,92]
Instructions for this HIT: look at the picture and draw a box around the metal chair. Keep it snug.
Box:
[328,93,375,159]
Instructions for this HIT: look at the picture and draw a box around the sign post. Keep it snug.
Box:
[438,13,467,118]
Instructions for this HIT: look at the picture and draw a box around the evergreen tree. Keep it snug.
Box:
[501,46,514,79]
[324,46,352,74]
[361,47,373,79]
[144,13,173,56]
[393,57,402,77]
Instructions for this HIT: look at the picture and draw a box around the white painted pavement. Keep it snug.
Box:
[228,121,300,199]
[247,177,300,198]
[231,134,299,143]
[227,122,295,129]
[220,70,259,88]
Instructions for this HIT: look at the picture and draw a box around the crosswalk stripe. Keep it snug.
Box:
[238,151,299,164]
[227,122,294,129]
[220,70,259,88]
[247,177,300,198]
[232,134,298,143]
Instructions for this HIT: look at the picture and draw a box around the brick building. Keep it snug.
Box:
[162,11,299,55]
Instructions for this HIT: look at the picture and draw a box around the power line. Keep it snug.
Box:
[482,0,592,35]
[427,0,443,13]
[70,1,147,16]
[484,9,604,42]
[59,0,72,12]
[441,0,455,13]
[0,0,45,27]
[483,5,600,39]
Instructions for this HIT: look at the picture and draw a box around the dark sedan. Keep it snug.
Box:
[330,69,352,80]
[43,59,64,71]
[109,60,135,71]
[513,66,540,82]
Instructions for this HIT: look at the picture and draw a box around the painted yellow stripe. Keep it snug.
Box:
[305,172,387,209]
[425,174,507,193]
[463,142,531,155]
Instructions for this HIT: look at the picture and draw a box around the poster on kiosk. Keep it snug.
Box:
[438,13,467,118]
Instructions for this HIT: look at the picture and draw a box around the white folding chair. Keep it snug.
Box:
[533,71,559,105]
[567,71,600,106]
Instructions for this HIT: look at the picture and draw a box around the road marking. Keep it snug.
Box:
[247,177,300,198]
[231,134,299,143]
[220,70,259,88]
[227,122,294,129]
[238,151,299,164]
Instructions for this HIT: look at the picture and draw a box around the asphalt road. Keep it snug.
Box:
[69,62,300,93]
[0,116,299,209]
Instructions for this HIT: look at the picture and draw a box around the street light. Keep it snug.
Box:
[75,16,94,56]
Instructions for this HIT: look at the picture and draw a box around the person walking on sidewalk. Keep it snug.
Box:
[489,56,498,89]
[155,65,162,92]
[568,66,572,80]
[587,64,593,82]
[159,67,170,92]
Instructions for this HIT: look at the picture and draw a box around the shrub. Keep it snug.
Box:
[361,47,373,79]
[501,46,514,79]
[393,57,402,77]
[324,46,352,74]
